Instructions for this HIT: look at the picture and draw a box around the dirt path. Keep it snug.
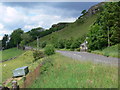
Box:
[56,50,118,66]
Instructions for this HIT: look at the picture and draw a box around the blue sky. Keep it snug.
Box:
[0,2,98,40]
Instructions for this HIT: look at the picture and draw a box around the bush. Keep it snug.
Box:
[75,48,80,51]
[87,49,91,52]
[41,41,47,48]
[44,45,55,56]
[57,39,65,49]
[33,50,44,62]
[103,52,109,57]
[41,57,53,74]
[70,48,74,51]
[65,39,73,49]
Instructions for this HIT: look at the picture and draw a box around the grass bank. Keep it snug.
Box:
[30,53,118,88]
[1,48,25,61]
[91,44,119,58]
[1,50,43,84]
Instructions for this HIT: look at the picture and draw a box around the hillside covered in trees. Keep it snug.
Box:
[87,2,120,50]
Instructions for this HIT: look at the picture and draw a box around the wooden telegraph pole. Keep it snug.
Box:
[37,36,39,51]
[107,26,110,47]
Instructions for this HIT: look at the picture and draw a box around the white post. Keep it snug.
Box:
[37,36,39,50]
[12,81,19,89]
[108,27,110,47]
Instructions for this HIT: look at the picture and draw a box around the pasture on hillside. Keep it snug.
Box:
[1,50,43,84]
[30,53,118,88]
[0,48,25,61]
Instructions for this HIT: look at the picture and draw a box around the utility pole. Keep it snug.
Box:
[37,36,39,51]
[107,26,110,47]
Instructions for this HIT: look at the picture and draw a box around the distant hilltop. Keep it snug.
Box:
[87,2,105,16]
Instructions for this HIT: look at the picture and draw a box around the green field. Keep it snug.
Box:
[92,44,119,58]
[0,48,25,61]
[30,53,118,88]
[29,14,97,47]
[0,50,43,84]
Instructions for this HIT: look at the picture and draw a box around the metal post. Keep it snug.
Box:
[108,27,110,47]
[12,81,19,90]
[37,36,39,50]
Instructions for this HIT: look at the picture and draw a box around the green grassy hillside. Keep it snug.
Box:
[1,48,25,61]
[29,14,97,47]
[1,50,43,83]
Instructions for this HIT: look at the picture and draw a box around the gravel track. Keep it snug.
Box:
[56,50,119,66]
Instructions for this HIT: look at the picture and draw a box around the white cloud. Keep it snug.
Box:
[23,25,42,30]
[0,36,3,40]
[0,30,11,35]
[0,3,78,39]
[0,23,4,29]
[0,29,12,40]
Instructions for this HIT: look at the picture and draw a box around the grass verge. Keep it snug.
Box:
[91,44,119,58]
[30,53,118,88]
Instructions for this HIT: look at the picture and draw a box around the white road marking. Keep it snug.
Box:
[73,53,82,58]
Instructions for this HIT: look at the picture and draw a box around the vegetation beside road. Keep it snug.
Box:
[1,48,24,61]
[91,44,119,58]
[30,53,118,88]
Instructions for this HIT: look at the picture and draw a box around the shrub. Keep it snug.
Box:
[65,39,73,49]
[44,45,55,56]
[76,48,80,51]
[103,52,109,57]
[87,49,91,52]
[71,41,80,50]
[33,50,44,62]
[41,41,47,48]
[70,48,74,51]
[57,39,65,49]
[41,57,53,74]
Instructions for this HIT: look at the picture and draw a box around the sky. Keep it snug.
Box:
[0,2,99,40]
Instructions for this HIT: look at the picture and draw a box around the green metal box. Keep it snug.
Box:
[13,66,29,77]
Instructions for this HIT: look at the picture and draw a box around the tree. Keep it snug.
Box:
[21,33,31,44]
[44,45,55,56]
[71,38,82,50]
[2,34,9,49]
[65,38,73,49]
[40,41,47,48]
[87,2,120,50]
[28,27,44,40]
[10,28,24,48]
[81,10,87,15]
[57,39,65,49]
[87,24,108,50]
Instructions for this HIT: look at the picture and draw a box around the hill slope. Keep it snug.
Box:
[29,14,97,47]
[28,2,104,47]
[41,15,96,41]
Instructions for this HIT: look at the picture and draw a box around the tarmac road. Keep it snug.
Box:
[56,50,119,66]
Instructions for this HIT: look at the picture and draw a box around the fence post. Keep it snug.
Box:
[12,81,19,90]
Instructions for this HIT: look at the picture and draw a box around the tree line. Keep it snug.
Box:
[1,23,69,50]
